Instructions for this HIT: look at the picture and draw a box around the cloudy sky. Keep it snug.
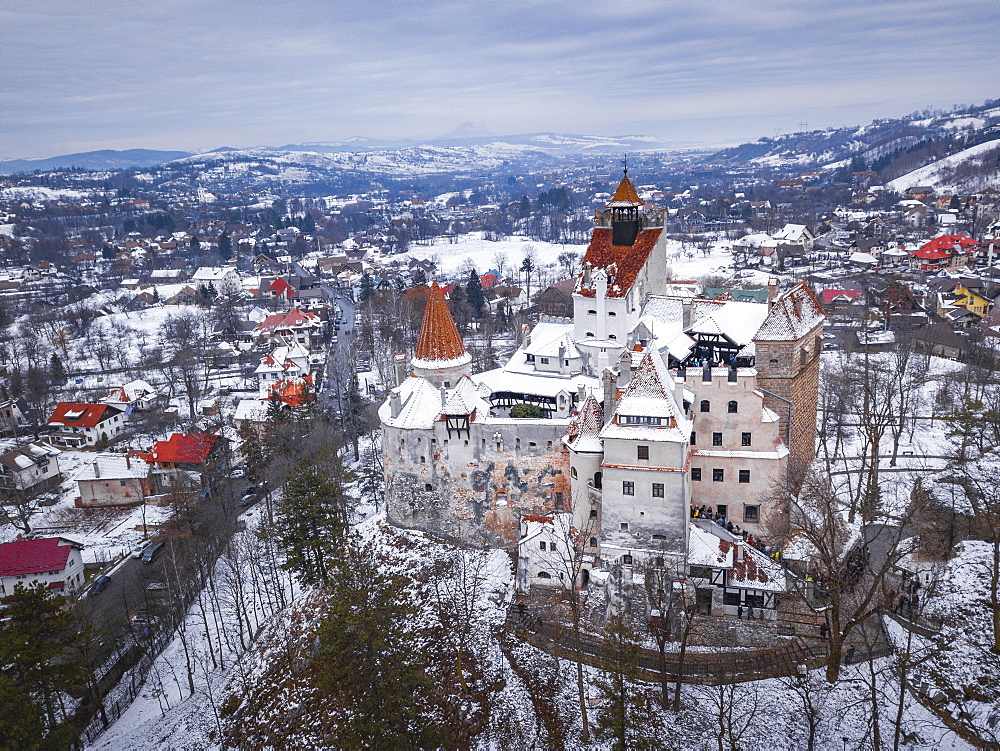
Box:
[2,0,998,158]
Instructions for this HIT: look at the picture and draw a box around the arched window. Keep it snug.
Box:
[608,334,617,340]
[571,467,578,479]
[700,399,711,413]
[728,400,738,413]
[593,472,603,489]
[622,554,633,565]
[586,332,595,338]
[589,536,598,547]
[537,571,551,579]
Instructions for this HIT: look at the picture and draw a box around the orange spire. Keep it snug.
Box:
[414,282,468,364]
[609,173,643,206]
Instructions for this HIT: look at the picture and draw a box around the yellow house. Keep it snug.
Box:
[937,283,991,321]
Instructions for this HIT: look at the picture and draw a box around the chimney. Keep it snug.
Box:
[126,455,131,469]
[682,298,693,330]
[93,461,100,478]
[393,353,408,386]
[618,352,633,389]
[602,368,618,417]
[767,277,779,310]
[440,387,448,408]
[583,262,592,287]
[576,383,587,403]
[389,387,402,417]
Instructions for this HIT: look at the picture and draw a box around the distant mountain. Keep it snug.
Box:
[270,131,693,156]
[0,148,193,175]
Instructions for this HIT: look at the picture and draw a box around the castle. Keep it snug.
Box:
[380,172,825,614]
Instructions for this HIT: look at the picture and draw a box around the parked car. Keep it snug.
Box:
[140,541,166,564]
[145,581,168,592]
[88,575,111,596]
[231,465,245,478]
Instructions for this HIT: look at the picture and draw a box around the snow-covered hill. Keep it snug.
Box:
[887,138,1000,193]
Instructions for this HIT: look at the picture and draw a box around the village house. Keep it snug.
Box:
[144,432,228,493]
[47,403,127,447]
[102,379,161,412]
[252,308,325,349]
[74,453,151,507]
[0,442,62,499]
[192,266,241,297]
[0,536,85,596]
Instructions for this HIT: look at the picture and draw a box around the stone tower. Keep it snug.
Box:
[752,282,826,470]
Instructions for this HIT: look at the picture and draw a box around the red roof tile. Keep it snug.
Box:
[150,433,220,464]
[0,537,80,578]
[577,228,662,298]
[47,402,120,428]
[414,282,467,363]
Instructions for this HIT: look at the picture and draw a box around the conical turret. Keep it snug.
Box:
[412,281,472,387]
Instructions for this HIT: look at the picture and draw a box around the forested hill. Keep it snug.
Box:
[706,99,1000,182]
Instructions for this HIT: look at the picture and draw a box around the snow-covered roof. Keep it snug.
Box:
[234,399,270,423]
[74,453,150,481]
[523,320,580,360]
[380,375,443,430]
[442,376,489,416]
[754,282,826,342]
[192,266,235,282]
[600,350,690,443]
[563,394,604,454]
[689,299,769,347]
[474,366,597,400]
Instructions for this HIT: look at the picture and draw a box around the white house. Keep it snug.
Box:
[0,442,62,498]
[102,379,161,412]
[516,512,577,593]
[0,536,86,596]
[74,453,150,507]
[47,403,127,447]
[192,266,241,297]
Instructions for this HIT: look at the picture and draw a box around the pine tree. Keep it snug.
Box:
[465,269,486,318]
[49,353,66,384]
[314,537,441,748]
[0,583,84,745]
[592,615,657,751]
[273,460,350,585]
[218,232,232,260]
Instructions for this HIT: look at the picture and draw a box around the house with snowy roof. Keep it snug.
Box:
[0,536,85,596]
[144,432,228,494]
[192,266,241,296]
[252,308,324,349]
[0,441,62,499]
[254,343,312,388]
[74,453,150,507]
[102,379,160,412]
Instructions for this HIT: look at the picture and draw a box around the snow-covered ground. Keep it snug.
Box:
[888,138,1000,193]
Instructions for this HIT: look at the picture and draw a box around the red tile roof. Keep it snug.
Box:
[819,289,862,304]
[269,376,315,407]
[414,282,467,363]
[150,433,220,464]
[269,278,293,297]
[256,308,318,332]
[577,228,662,298]
[0,537,80,578]
[609,174,643,206]
[47,402,120,428]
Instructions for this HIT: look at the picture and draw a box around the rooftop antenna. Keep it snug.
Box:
[623,153,628,176]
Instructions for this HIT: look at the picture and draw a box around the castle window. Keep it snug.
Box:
[444,381,451,388]
[713,468,724,482]
[700,400,710,413]
[555,491,564,508]
[424,483,432,491]
[637,445,649,460]
[590,508,598,519]
[586,332,595,338]
[769,358,778,366]
[539,541,547,551]
[537,571,551,579]
[744,505,760,523]
[608,334,616,340]
[620,523,629,532]
[653,534,666,541]
[588,309,597,315]
[589,536,598,547]
[420,456,426,463]
[739,470,751,484]
[712,432,723,446]
[742,432,752,446]
[652,483,664,498]
[624,416,661,425]
[690,431,696,445]
[529,442,537,453]
[728,400,738,413]
[572,467,578,479]
[608,311,616,317]
[623,481,634,495]
[692,468,702,481]
[526,354,535,362]
[547,441,553,450]
[622,554,633,564]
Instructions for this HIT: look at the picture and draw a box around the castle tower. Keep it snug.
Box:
[411,281,472,388]
[573,171,668,375]
[753,282,826,469]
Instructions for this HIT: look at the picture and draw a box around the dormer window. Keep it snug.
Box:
[624,416,662,425]
[525,354,535,362]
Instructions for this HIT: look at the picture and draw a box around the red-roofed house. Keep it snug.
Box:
[0,536,85,596]
[47,403,126,447]
[819,289,863,307]
[909,234,979,272]
[148,432,228,493]
[252,307,324,348]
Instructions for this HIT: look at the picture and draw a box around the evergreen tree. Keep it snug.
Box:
[189,234,201,253]
[592,615,657,751]
[218,232,232,260]
[152,286,160,304]
[0,583,84,746]
[359,272,375,302]
[314,537,441,748]
[48,353,66,384]
[273,460,350,585]
[465,269,486,318]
